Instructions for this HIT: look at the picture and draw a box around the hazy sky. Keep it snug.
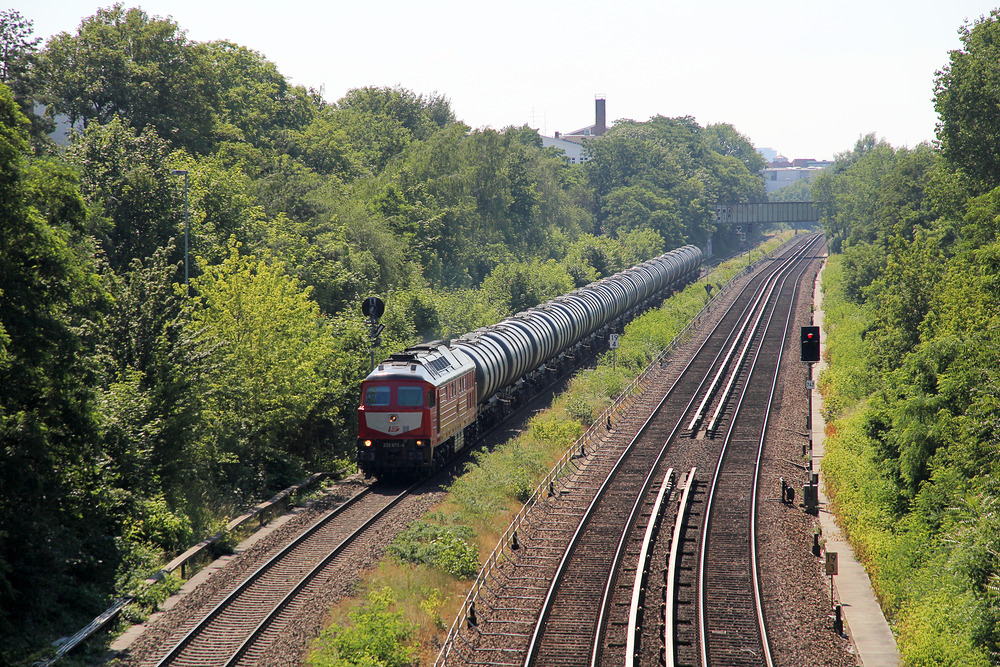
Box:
[15,1,997,160]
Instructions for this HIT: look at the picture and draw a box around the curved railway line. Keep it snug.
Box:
[126,233,835,667]
[436,233,825,667]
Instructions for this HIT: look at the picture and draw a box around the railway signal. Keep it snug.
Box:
[362,296,386,370]
[800,325,820,362]
[370,323,384,347]
[362,295,385,319]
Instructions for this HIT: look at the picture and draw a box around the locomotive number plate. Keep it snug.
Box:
[382,442,405,448]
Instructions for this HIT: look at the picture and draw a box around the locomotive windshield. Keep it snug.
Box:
[397,386,424,406]
[365,385,391,406]
[364,384,424,407]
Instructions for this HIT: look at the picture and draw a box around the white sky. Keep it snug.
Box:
[15,0,998,160]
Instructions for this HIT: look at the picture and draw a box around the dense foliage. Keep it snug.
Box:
[0,5,767,662]
[812,14,1000,659]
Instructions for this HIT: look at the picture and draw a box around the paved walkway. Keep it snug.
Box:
[810,259,900,667]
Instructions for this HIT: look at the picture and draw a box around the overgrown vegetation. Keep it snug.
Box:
[812,13,1000,662]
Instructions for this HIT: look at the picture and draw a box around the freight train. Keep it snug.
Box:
[357,245,703,478]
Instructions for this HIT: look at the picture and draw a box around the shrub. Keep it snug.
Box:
[310,588,417,667]
[388,521,480,579]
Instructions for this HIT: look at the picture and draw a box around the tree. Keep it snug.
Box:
[481,259,574,315]
[934,10,1000,192]
[584,115,763,250]
[41,4,218,154]
[0,9,51,147]
[65,115,181,270]
[186,242,342,494]
[0,10,38,85]
[99,245,205,509]
[600,184,684,245]
[812,136,946,254]
[168,153,268,266]
[562,234,630,286]
[0,81,110,658]
[203,40,317,151]
[704,122,766,175]
[328,86,455,175]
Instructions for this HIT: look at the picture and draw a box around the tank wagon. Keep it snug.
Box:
[357,244,703,477]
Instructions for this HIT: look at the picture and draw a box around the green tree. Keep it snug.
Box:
[167,153,268,267]
[187,242,342,494]
[812,136,944,254]
[0,10,39,90]
[41,4,218,153]
[288,108,358,177]
[481,259,574,314]
[65,115,182,270]
[100,245,205,504]
[585,115,764,251]
[768,177,811,202]
[562,234,629,286]
[0,81,111,659]
[329,86,455,174]
[600,184,684,245]
[203,40,316,151]
[704,122,766,175]
[934,9,1000,192]
[0,9,51,148]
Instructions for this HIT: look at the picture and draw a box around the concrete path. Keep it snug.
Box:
[810,259,900,667]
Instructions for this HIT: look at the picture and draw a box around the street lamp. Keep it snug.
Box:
[170,169,190,286]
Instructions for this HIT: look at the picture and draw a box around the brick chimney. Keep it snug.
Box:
[595,96,606,136]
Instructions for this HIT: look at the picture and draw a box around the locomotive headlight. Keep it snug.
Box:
[389,414,398,422]
[364,440,373,447]
[416,440,425,447]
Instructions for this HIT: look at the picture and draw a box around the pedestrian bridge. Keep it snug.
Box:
[716,201,822,226]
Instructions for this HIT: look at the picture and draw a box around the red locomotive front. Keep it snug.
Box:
[357,343,477,477]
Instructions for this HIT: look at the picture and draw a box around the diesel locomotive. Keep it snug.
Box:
[357,244,703,478]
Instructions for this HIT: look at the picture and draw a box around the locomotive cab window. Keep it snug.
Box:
[397,386,424,407]
[427,390,436,407]
[365,385,391,406]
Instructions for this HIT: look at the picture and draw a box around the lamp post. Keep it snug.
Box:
[170,169,190,286]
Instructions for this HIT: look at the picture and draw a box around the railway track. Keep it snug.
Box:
[130,254,689,666]
[436,234,825,667]
[132,235,822,667]
[145,483,414,666]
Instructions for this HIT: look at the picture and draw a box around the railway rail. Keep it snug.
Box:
[145,483,414,666]
[126,234,822,667]
[129,250,707,666]
[436,233,825,667]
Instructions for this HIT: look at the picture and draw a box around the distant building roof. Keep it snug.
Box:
[542,134,591,165]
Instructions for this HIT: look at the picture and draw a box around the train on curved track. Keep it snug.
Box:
[357,244,703,478]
